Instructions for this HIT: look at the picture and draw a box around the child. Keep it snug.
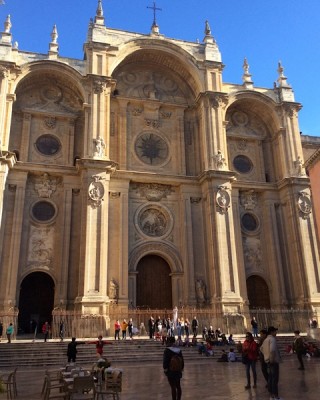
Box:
[228,348,237,362]
[217,350,228,362]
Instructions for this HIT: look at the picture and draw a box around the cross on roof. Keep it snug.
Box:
[147,1,162,26]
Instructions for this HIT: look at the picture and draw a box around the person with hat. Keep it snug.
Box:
[260,326,282,400]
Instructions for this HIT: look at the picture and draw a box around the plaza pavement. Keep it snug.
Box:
[1,351,320,399]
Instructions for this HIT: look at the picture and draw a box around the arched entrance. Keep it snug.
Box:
[246,275,271,309]
[136,255,172,309]
[18,272,55,334]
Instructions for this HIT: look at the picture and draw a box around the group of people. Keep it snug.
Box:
[114,318,135,340]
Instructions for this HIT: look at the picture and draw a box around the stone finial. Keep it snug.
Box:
[205,20,211,36]
[4,14,11,33]
[51,24,58,44]
[13,41,18,49]
[203,19,216,44]
[242,57,254,89]
[277,61,291,88]
[48,25,59,56]
[95,0,105,25]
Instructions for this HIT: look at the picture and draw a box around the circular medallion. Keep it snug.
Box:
[135,133,169,166]
[136,204,172,238]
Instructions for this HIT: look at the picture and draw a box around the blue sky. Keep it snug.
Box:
[1,0,319,136]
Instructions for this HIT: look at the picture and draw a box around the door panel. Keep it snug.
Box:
[136,255,172,309]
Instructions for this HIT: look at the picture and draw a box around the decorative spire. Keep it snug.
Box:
[51,24,58,44]
[277,61,291,88]
[205,20,211,36]
[95,0,105,25]
[97,0,103,17]
[242,58,254,89]
[203,20,215,44]
[4,14,11,33]
[147,1,162,35]
[48,24,59,57]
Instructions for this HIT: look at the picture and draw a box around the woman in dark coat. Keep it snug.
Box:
[163,337,184,400]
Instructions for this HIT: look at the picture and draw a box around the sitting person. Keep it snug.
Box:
[220,333,228,345]
[202,327,208,340]
[205,342,214,357]
[207,326,215,341]
[217,349,228,362]
[183,337,191,347]
[228,334,235,345]
[228,348,237,362]
[236,341,243,354]
[191,336,198,346]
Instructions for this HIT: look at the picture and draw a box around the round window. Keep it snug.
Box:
[135,133,169,166]
[233,155,253,174]
[241,213,258,232]
[35,135,61,156]
[32,201,56,222]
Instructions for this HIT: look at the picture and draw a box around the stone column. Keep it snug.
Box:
[203,172,243,312]
[197,92,229,171]
[3,171,28,307]
[179,187,196,305]
[75,159,117,315]
[55,178,74,307]
[0,153,16,242]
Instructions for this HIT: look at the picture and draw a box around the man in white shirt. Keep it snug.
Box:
[260,326,282,400]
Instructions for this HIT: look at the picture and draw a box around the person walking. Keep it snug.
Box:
[261,326,282,400]
[191,316,199,337]
[42,321,50,342]
[59,321,65,342]
[114,319,120,340]
[251,317,258,338]
[6,323,14,343]
[163,336,184,400]
[67,337,85,363]
[121,319,128,340]
[258,329,269,386]
[242,332,259,389]
[293,330,305,370]
[0,321,3,341]
[128,318,133,339]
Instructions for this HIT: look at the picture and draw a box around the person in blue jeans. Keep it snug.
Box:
[242,332,259,389]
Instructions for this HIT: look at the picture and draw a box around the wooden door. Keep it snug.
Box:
[136,255,172,309]
[247,275,271,309]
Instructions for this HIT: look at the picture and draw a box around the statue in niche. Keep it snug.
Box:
[294,156,306,176]
[109,279,118,300]
[195,279,206,304]
[214,150,226,170]
[93,136,106,157]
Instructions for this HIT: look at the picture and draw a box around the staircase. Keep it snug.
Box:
[0,334,312,368]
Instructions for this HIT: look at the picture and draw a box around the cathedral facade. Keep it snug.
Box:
[1,1,320,333]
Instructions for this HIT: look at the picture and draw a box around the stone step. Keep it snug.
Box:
[0,335,310,368]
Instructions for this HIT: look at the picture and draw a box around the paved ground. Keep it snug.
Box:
[1,352,320,399]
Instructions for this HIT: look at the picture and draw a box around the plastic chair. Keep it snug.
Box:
[69,375,95,400]
[41,370,64,396]
[0,371,14,399]
[95,370,122,400]
[41,375,69,400]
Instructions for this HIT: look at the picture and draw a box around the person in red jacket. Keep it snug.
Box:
[242,332,259,389]
[89,335,112,357]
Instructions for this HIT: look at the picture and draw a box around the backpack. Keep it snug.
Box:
[169,353,183,372]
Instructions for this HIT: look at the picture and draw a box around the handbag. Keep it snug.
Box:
[242,354,249,364]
